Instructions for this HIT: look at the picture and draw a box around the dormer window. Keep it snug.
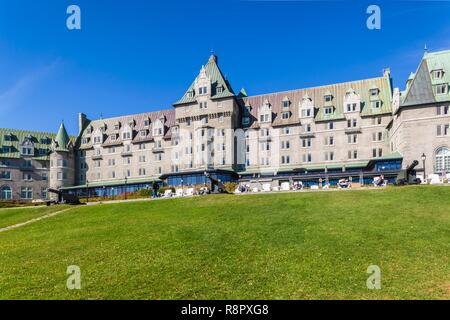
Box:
[432,69,444,80]
[143,119,150,127]
[282,98,290,108]
[114,123,120,130]
[86,127,93,134]
[260,114,270,122]
[242,117,250,125]
[122,131,132,140]
[188,91,194,98]
[93,136,102,144]
[372,101,382,109]
[21,146,33,156]
[435,84,448,95]
[282,112,290,120]
[370,88,379,96]
[301,108,313,118]
[199,86,208,95]
[324,107,334,115]
[346,103,358,112]
[324,95,333,103]
[217,86,223,94]
[81,137,90,144]
[110,134,117,141]
[139,130,147,137]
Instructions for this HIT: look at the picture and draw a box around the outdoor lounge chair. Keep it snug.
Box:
[164,190,173,198]
[175,189,184,197]
[280,182,290,191]
[262,183,271,192]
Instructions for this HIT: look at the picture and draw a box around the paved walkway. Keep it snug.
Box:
[0,208,73,234]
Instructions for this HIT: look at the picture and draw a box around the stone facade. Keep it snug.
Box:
[1,49,450,201]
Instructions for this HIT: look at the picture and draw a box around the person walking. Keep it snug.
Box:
[152,181,159,199]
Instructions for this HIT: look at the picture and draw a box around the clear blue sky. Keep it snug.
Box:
[1,0,450,135]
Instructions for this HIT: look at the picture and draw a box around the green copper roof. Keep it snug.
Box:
[0,128,55,160]
[402,49,450,107]
[60,176,161,190]
[53,122,71,152]
[174,54,235,105]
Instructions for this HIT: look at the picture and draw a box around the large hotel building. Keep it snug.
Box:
[1,49,450,201]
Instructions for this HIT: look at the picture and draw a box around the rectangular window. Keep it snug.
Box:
[282,112,290,119]
[435,84,448,95]
[324,107,333,115]
[20,187,33,199]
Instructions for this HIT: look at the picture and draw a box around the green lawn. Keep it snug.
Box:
[0,205,69,229]
[0,186,449,300]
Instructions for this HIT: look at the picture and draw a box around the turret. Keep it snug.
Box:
[49,122,75,200]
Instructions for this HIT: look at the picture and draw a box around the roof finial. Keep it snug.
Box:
[424,44,428,53]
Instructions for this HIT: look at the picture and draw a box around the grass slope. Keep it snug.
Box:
[0,205,69,229]
[0,186,449,300]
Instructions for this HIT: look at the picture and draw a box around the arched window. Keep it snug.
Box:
[0,186,12,200]
[435,147,450,173]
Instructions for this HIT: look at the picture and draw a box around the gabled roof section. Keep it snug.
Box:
[174,54,235,105]
[242,74,392,128]
[402,59,436,107]
[401,49,450,107]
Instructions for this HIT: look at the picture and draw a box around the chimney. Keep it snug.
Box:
[383,68,391,78]
[78,113,87,134]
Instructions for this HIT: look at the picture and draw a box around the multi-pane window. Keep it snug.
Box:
[370,88,379,96]
[281,141,290,149]
[282,112,290,119]
[260,128,270,137]
[21,147,33,155]
[372,101,382,109]
[372,132,384,142]
[199,101,208,109]
[301,138,312,148]
[302,153,312,163]
[348,150,358,159]
[432,70,443,80]
[260,142,270,151]
[372,148,383,158]
[437,124,450,136]
[198,86,208,95]
[348,134,358,144]
[372,117,382,125]
[301,108,313,118]
[324,107,333,115]
[23,173,32,181]
[139,168,146,176]
[437,105,450,115]
[435,147,450,173]
[304,124,312,132]
[324,136,334,146]
[282,127,290,135]
[0,171,11,179]
[283,100,289,108]
[346,103,358,112]
[327,122,334,130]
[324,95,332,103]
[260,157,270,166]
[20,187,32,199]
[347,119,358,128]
[325,152,334,161]
[281,155,290,164]
[435,84,448,95]
[260,113,271,123]
[108,159,116,166]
